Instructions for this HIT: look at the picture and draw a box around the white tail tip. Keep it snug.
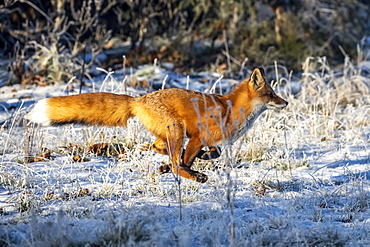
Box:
[24,99,52,126]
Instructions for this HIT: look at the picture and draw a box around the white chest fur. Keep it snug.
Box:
[231,102,266,143]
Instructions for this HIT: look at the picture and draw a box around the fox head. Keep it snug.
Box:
[249,68,288,110]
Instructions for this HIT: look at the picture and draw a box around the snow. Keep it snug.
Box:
[0,59,370,246]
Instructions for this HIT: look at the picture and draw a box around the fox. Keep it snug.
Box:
[25,68,288,183]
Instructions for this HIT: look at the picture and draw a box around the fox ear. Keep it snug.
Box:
[250,67,266,90]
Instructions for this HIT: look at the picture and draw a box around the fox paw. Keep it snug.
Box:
[195,173,208,183]
[158,164,171,174]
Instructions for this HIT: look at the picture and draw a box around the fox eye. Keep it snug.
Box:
[267,93,274,98]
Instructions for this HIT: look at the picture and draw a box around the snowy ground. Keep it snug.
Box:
[0,57,370,246]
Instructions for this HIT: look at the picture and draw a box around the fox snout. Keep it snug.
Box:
[266,97,288,110]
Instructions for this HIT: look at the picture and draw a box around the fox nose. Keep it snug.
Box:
[279,101,288,109]
[277,100,289,109]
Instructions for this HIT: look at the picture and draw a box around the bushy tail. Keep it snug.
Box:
[25,92,134,127]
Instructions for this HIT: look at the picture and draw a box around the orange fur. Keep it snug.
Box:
[26,68,288,183]
[47,93,134,127]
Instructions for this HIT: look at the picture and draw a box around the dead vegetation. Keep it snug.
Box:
[0,0,369,86]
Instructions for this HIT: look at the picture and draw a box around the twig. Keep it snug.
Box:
[123,55,127,94]
[1,101,24,160]
[221,50,242,67]
[227,175,235,246]
[263,46,275,66]
[19,0,55,25]
[223,30,232,74]
[79,46,86,94]
[23,119,31,163]
[150,58,158,92]
[162,75,168,90]
[166,124,183,221]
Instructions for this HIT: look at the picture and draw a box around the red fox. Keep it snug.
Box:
[25,68,288,183]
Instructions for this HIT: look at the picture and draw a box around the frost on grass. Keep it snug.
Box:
[0,56,370,246]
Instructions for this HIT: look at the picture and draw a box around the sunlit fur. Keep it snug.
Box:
[25,68,288,182]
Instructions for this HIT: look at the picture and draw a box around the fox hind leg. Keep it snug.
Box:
[159,144,219,182]
[196,146,222,160]
[161,145,221,180]
[158,163,207,183]
[152,138,168,155]
[168,135,208,183]
[170,165,208,183]
[152,138,173,174]
[156,123,184,176]
[156,127,208,183]
[182,135,203,167]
